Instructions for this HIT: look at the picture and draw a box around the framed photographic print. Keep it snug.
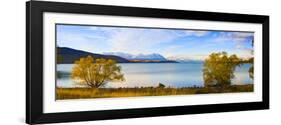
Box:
[26,1,269,124]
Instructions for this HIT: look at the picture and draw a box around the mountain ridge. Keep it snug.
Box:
[57,47,129,63]
[103,52,167,61]
[57,47,178,63]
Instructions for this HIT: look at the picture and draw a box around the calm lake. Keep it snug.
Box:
[57,63,253,88]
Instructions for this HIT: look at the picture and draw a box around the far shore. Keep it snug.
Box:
[57,61,179,64]
[56,84,253,100]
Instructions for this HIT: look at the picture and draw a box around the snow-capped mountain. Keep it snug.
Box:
[133,53,167,61]
[103,52,134,60]
[103,52,167,61]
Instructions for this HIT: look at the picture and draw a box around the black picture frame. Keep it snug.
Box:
[26,1,269,124]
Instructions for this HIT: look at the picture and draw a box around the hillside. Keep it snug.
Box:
[57,47,178,63]
[57,47,129,63]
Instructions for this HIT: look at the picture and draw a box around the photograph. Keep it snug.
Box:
[25,1,270,124]
[55,24,254,100]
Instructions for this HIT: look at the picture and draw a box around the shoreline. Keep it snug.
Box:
[56,84,253,100]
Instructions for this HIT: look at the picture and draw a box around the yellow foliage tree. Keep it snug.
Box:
[71,56,125,88]
[203,52,241,87]
[248,57,254,79]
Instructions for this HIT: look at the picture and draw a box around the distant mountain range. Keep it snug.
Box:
[103,52,167,61]
[57,47,177,63]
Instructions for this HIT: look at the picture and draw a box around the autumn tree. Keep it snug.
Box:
[71,56,125,88]
[203,52,241,87]
[247,57,254,79]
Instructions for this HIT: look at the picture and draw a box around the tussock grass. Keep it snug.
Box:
[56,84,253,100]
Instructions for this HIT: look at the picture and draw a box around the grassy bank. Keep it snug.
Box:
[56,84,253,100]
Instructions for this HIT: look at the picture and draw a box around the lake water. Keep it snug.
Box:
[57,63,253,88]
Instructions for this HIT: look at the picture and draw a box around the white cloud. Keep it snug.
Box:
[89,27,98,30]
[231,32,253,38]
[215,32,253,50]
[57,31,107,53]
[105,29,182,54]
[92,28,212,54]
[183,31,210,37]
[89,26,121,34]
[216,32,253,42]
[59,26,191,55]
[88,27,212,54]
[167,54,208,61]
[104,28,211,54]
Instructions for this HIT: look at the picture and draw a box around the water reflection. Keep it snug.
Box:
[57,63,253,88]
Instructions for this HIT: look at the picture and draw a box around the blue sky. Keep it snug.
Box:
[57,24,254,60]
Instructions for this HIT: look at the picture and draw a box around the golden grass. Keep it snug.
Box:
[56,84,253,100]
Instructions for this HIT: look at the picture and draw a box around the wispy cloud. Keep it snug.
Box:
[57,27,108,52]
[57,25,254,59]
[88,27,188,54]
[183,30,210,37]
[88,27,211,54]
[168,54,208,61]
[215,32,253,43]
[214,32,253,50]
